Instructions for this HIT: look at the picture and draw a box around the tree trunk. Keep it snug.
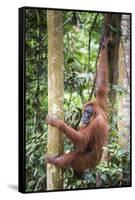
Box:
[117,15,130,151]
[107,14,122,107]
[46,10,64,190]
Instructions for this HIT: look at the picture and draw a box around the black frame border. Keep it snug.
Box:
[19,7,26,193]
[19,6,132,193]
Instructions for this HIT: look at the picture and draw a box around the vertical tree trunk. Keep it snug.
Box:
[46,10,64,190]
[35,9,41,134]
[106,14,122,107]
[117,15,130,150]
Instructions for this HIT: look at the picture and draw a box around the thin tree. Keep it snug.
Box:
[46,10,64,190]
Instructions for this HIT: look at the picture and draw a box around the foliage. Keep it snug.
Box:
[25,9,48,192]
[26,131,47,192]
[25,9,130,192]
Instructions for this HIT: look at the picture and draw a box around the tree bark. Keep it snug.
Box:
[46,10,64,190]
[106,14,122,107]
[117,15,130,151]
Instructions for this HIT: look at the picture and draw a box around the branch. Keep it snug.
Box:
[88,14,99,71]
